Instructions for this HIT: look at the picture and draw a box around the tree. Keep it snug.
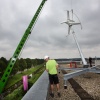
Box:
[19,58,27,73]
[31,59,38,66]
[25,58,32,69]
[37,59,44,64]
[11,59,19,75]
[0,60,6,78]
[0,57,8,66]
[31,58,44,67]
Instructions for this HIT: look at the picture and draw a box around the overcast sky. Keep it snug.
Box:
[0,0,100,59]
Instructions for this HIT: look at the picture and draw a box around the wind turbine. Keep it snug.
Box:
[61,9,87,66]
[61,10,82,36]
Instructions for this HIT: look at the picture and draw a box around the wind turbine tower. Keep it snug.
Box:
[62,10,87,66]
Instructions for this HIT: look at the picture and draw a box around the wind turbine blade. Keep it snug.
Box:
[68,26,71,34]
[71,9,73,20]
[67,11,70,20]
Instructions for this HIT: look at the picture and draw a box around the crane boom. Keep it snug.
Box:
[0,0,47,93]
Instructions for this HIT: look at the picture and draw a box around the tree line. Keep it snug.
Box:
[0,57,45,78]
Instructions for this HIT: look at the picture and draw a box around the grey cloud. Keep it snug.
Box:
[0,0,100,59]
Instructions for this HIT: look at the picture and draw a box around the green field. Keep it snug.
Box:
[4,64,45,100]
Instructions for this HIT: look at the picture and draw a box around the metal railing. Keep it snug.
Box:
[22,71,49,100]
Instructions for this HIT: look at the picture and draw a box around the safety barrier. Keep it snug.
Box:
[22,71,49,100]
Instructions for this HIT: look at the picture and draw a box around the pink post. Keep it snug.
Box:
[22,75,28,91]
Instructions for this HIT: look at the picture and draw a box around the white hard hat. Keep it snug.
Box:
[44,55,49,60]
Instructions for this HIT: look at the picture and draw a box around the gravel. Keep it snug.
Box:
[48,65,100,100]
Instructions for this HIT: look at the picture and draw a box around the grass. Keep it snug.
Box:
[4,64,44,90]
[4,65,45,100]
[4,86,23,100]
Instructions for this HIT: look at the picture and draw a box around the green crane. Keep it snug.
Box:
[0,0,47,93]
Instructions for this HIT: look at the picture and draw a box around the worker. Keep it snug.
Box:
[89,57,92,67]
[44,55,61,98]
